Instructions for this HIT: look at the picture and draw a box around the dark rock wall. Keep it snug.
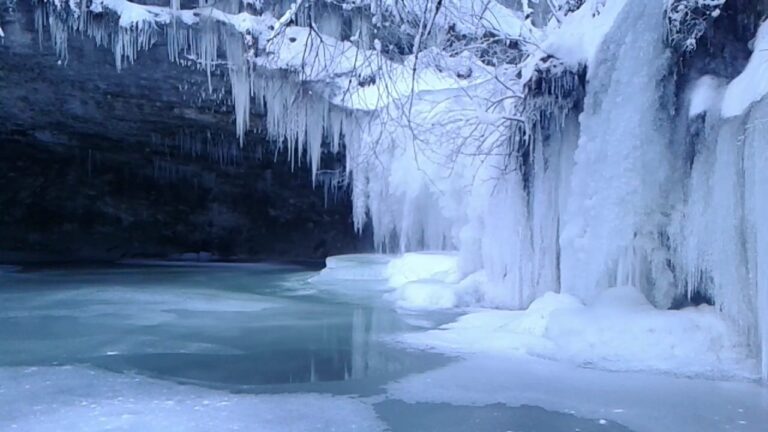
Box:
[0,2,368,262]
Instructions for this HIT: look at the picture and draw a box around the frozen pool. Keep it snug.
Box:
[0,264,764,432]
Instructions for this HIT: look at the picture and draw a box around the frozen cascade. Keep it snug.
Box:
[560,0,675,305]
[670,20,768,379]
[710,119,754,348]
[674,97,768,381]
[746,99,768,381]
[529,112,580,298]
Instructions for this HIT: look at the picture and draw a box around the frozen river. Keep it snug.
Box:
[0,263,764,432]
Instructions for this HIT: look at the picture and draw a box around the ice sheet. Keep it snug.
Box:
[0,366,385,432]
[387,355,768,432]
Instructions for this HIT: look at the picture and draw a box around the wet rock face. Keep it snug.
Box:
[0,2,367,262]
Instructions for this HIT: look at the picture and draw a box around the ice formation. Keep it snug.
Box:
[386,354,768,432]
[401,286,758,378]
[0,366,387,432]
[35,0,768,380]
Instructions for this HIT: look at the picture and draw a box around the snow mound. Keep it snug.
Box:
[403,287,757,379]
[385,278,482,311]
[379,252,473,309]
[386,280,459,310]
[0,366,385,432]
[546,288,753,376]
[385,252,461,288]
[310,254,392,282]
[543,0,629,67]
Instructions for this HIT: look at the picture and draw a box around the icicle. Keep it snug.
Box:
[306,97,325,182]
[48,11,69,64]
[226,29,250,145]
[199,19,218,93]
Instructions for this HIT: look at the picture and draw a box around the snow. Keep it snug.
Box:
[376,0,539,42]
[258,28,496,111]
[385,276,484,311]
[386,280,463,310]
[385,252,461,288]
[722,20,768,117]
[401,286,757,379]
[0,366,386,432]
[542,0,629,66]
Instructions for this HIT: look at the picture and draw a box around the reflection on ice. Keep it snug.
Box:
[0,265,442,388]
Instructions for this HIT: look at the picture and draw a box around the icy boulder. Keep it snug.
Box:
[310,254,392,282]
[386,274,485,310]
[386,280,461,310]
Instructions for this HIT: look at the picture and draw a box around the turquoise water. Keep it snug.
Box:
[0,264,634,432]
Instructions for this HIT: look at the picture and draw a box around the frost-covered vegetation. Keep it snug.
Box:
[32,0,768,380]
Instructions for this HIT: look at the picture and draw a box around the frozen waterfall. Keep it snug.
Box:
[560,0,675,306]
[34,0,768,380]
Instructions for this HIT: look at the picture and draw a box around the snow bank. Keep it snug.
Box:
[402,287,757,379]
[0,366,385,432]
[543,0,629,66]
[722,20,768,117]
